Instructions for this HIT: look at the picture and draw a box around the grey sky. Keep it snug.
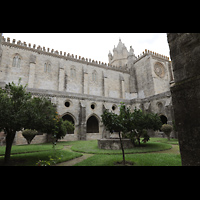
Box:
[2,33,170,63]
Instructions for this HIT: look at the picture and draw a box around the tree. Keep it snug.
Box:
[101,103,130,165]
[0,79,57,163]
[52,113,74,142]
[125,108,162,146]
[161,124,173,140]
[22,129,38,144]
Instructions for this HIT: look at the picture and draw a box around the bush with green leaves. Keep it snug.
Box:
[161,124,173,140]
[22,129,38,145]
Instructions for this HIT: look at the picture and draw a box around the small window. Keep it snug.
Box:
[65,101,70,107]
[112,105,116,111]
[44,63,47,72]
[91,104,95,110]
[92,70,97,83]
[70,66,76,79]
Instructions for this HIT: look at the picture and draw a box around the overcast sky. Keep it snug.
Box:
[2,33,170,63]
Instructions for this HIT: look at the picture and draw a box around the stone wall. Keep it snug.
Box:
[167,33,200,166]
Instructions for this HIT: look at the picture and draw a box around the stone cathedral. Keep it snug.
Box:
[0,34,175,145]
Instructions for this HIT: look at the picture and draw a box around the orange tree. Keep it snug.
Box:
[0,79,72,163]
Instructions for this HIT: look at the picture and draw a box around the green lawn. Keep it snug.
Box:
[71,138,182,166]
[74,153,181,166]
[0,138,181,166]
[70,140,172,154]
[0,142,64,156]
[0,142,82,166]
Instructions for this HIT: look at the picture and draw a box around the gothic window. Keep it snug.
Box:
[44,63,47,72]
[92,70,97,83]
[44,62,51,73]
[12,54,21,68]
[48,63,51,72]
[70,66,76,79]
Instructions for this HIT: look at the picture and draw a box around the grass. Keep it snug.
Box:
[0,137,181,166]
[70,140,172,154]
[71,138,182,166]
[74,153,181,166]
[0,142,82,166]
[150,137,179,145]
[0,142,64,156]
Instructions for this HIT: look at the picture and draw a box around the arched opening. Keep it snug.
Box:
[160,115,168,125]
[86,115,99,133]
[62,114,75,134]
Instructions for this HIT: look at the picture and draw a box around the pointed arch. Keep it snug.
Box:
[61,112,77,124]
[86,114,100,133]
[12,53,22,68]
[61,112,77,134]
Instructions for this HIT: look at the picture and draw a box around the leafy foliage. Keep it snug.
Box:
[101,102,162,146]
[0,79,73,163]
[161,124,173,140]
[51,113,74,142]
[22,129,38,144]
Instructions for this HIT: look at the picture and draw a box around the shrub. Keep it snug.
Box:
[22,129,38,144]
[161,124,173,140]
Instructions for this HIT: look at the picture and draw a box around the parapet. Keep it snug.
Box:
[2,36,130,73]
[135,49,170,63]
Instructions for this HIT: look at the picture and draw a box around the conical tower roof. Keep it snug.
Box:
[113,38,127,52]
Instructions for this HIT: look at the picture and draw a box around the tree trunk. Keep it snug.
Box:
[4,131,16,163]
[118,131,125,165]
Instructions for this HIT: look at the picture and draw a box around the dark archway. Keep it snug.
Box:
[160,115,168,125]
[86,115,99,133]
[62,114,75,134]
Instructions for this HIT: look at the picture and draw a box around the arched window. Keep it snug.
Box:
[92,70,97,83]
[62,114,75,134]
[48,63,51,73]
[44,62,51,73]
[86,115,99,133]
[44,63,47,72]
[70,66,76,79]
[160,115,168,125]
[12,54,21,68]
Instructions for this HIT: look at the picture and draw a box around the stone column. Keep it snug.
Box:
[78,100,86,140]
[167,33,200,166]
[28,55,36,88]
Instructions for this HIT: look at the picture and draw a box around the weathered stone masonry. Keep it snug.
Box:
[168,33,200,166]
[0,34,174,144]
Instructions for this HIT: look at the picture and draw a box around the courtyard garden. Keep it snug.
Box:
[0,137,181,166]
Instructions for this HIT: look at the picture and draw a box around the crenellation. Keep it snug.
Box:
[1,36,160,73]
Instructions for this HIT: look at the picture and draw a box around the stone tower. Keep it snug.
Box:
[108,39,136,68]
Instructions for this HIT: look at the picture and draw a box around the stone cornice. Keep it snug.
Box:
[27,88,131,104]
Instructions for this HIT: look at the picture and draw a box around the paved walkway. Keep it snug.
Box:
[55,145,93,166]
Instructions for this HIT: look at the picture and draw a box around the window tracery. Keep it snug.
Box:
[12,54,21,68]
[44,61,51,73]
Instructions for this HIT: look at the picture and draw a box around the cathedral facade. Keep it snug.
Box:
[0,34,175,145]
